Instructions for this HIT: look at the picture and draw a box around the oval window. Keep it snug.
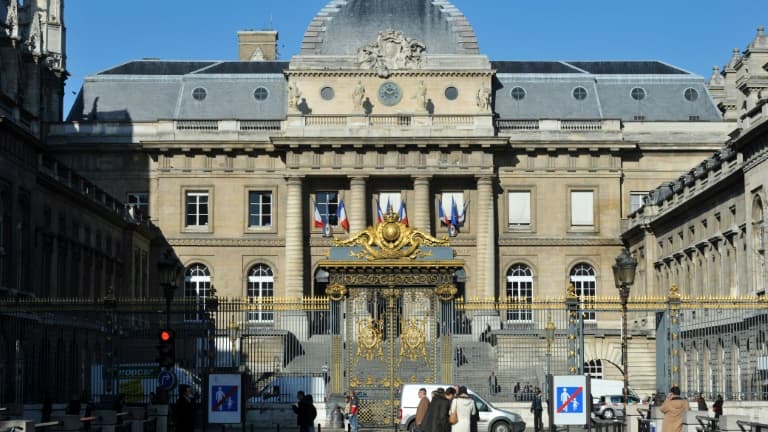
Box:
[572,86,588,101]
[510,87,526,101]
[320,87,335,101]
[684,88,699,102]
[253,87,269,101]
[630,87,646,101]
[192,87,207,101]
[444,86,459,100]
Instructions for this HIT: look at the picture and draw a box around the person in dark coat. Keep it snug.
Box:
[422,388,452,432]
[712,395,723,418]
[175,384,195,432]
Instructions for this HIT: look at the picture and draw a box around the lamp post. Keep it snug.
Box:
[158,249,184,328]
[545,313,556,432]
[228,316,241,369]
[612,248,637,422]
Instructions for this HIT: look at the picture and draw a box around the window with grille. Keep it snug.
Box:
[248,191,272,228]
[185,191,209,228]
[184,263,212,321]
[247,264,274,322]
[316,191,339,226]
[506,264,533,322]
[584,359,603,379]
[570,263,596,321]
[126,192,149,216]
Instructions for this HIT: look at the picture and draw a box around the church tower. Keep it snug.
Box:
[0,0,67,133]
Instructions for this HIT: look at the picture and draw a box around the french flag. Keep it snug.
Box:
[451,197,460,227]
[337,199,350,232]
[399,201,408,226]
[438,199,450,226]
[376,199,384,223]
[313,202,325,229]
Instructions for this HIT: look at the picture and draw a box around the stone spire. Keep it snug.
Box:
[747,26,767,51]
[725,47,741,71]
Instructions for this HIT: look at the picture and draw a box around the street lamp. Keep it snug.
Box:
[158,249,184,328]
[612,248,637,420]
[545,313,556,432]
[228,316,241,369]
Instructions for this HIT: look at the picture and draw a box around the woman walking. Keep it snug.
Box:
[449,386,476,432]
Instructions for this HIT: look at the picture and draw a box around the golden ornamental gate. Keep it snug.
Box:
[320,211,462,428]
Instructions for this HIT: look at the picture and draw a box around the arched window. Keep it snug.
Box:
[752,196,765,294]
[247,264,274,322]
[184,263,212,321]
[584,359,603,379]
[570,263,596,321]
[506,264,533,322]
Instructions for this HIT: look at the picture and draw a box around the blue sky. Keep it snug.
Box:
[63,1,764,115]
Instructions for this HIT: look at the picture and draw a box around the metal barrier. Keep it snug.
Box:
[696,415,719,432]
[737,421,768,432]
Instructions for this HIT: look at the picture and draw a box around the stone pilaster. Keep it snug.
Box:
[413,177,430,231]
[476,176,495,298]
[285,176,304,298]
[349,176,367,233]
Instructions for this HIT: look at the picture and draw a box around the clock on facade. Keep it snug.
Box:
[378,81,402,106]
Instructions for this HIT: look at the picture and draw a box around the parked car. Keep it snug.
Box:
[592,394,641,419]
[399,384,525,432]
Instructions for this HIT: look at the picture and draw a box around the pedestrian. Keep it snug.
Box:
[449,386,476,432]
[422,388,451,432]
[660,386,689,432]
[175,384,195,432]
[348,390,359,432]
[415,387,430,432]
[712,395,723,418]
[697,393,708,411]
[303,395,318,432]
[530,387,543,432]
[489,372,498,396]
[322,362,329,383]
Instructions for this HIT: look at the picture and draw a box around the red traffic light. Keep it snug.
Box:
[159,329,174,342]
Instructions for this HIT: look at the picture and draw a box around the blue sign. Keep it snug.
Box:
[157,370,177,391]
[211,385,239,412]
[556,386,584,414]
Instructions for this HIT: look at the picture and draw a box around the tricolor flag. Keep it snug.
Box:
[438,199,450,226]
[376,199,384,223]
[313,202,325,229]
[398,201,408,226]
[337,199,350,232]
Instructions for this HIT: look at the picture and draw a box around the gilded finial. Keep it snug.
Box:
[566,283,577,299]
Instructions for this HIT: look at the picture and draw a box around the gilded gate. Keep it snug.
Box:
[319,211,463,428]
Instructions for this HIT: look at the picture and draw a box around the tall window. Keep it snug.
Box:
[185,191,209,228]
[248,191,272,228]
[570,263,596,321]
[506,264,533,322]
[0,185,10,289]
[630,192,646,213]
[247,264,274,322]
[126,192,149,216]
[184,263,212,321]
[316,192,339,226]
[571,191,594,227]
[508,191,531,228]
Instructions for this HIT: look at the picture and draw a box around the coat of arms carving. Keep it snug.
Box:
[357,29,426,78]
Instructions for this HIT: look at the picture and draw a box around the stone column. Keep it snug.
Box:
[349,176,367,233]
[413,176,430,231]
[475,176,495,299]
[284,176,304,298]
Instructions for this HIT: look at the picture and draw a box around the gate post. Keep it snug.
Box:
[667,284,682,388]
[565,284,580,375]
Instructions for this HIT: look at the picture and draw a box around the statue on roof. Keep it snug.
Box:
[357,29,425,78]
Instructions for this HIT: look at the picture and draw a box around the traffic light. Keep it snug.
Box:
[156,329,176,368]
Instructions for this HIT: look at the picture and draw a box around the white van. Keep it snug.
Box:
[398,384,525,432]
[589,379,639,402]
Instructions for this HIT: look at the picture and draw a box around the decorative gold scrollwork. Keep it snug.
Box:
[566,283,577,299]
[398,318,428,367]
[326,283,347,301]
[355,316,384,365]
[668,284,681,300]
[435,283,457,301]
[334,210,448,260]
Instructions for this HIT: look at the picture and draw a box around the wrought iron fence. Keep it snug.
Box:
[1,293,766,406]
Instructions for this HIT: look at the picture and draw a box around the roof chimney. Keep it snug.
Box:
[238,31,278,61]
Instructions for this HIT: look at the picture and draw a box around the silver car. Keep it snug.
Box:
[592,394,641,419]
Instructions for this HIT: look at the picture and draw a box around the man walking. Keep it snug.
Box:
[530,387,543,432]
[415,387,430,432]
[489,372,498,396]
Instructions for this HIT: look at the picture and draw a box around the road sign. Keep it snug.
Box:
[208,374,242,424]
[552,375,588,425]
[158,370,177,391]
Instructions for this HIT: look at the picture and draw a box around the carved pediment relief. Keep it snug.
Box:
[357,29,426,78]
